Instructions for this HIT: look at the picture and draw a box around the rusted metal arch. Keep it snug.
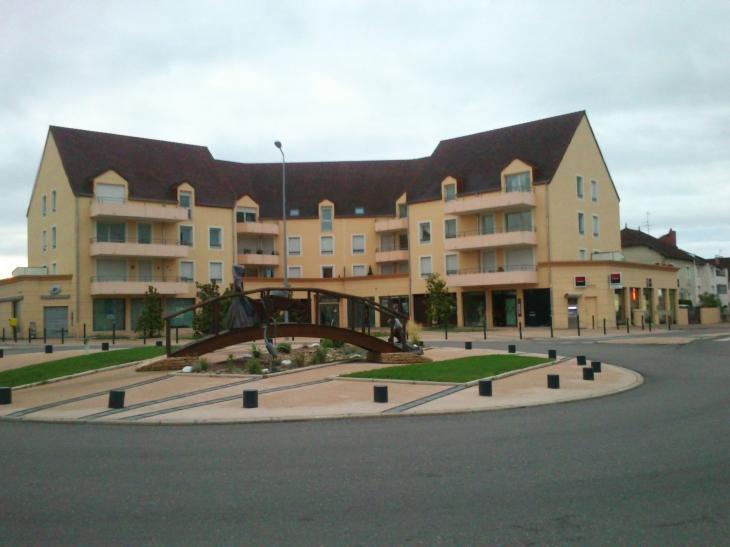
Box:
[168,324,403,358]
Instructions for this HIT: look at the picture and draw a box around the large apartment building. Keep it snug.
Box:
[0,111,681,337]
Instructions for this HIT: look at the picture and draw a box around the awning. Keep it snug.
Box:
[564,293,583,299]
[0,295,24,303]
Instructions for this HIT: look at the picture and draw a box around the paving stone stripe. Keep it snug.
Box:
[82,377,262,420]
[7,374,174,417]
[384,386,468,413]
[121,378,333,422]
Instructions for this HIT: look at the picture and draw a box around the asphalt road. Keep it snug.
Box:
[1,334,729,546]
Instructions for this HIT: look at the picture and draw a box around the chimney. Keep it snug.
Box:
[659,229,676,247]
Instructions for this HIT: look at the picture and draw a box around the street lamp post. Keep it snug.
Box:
[275,141,288,291]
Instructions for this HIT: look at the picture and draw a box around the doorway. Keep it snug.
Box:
[492,290,517,327]
[523,288,551,327]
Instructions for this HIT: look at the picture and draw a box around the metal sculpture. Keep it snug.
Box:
[224,264,261,330]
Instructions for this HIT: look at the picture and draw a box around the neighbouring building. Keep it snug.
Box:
[0,111,680,338]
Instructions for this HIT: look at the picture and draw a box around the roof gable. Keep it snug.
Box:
[621,228,695,262]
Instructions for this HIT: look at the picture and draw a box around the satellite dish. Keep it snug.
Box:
[50,285,61,295]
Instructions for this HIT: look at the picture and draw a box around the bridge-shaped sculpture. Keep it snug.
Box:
[163,286,415,359]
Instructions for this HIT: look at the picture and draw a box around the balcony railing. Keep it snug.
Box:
[375,246,408,253]
[92,276,183,283]
[91,197,190,221]
[448,264,537,276]
[449,226,536,238]
[91,237,182,245]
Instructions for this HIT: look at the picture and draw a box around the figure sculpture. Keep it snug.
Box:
[224,264,261,330]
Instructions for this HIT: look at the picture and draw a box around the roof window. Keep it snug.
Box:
[355,207,364,215]
[290,209,299,217]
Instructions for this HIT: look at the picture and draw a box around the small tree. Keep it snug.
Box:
[193,281,237,338]
[135,286,163,337]
[424,273,456,326]
[698,292,721,308]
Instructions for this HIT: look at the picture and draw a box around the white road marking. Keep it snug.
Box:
[715,337,730,342]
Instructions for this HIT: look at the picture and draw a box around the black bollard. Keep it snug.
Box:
[45,345,53,354]
[112,323,116,345]
[102,342,110,351]
[478,379,492,397]
[483,321,486,340]
[156,340,163,347]
[108,390,125,409]
[648,318,652,332]
[603,318,606,335]
[176,326,179,344]
[374,385,388,403]
[577,355,586,366]
[668,317,671,331]
[577,314,581,337]
[444,321,448,340]
[591,361,602,373]
[548,349,557,360]
[641,315,644,331]
[583,367,595,381]
[0,349,3,358]
[44,328,47,344]
[243,389,259,408]
[465,341,472,350]
[592,316,595,330]
[547,374,560,389]
[83,323,86,339]
[2,327,4,343]
[550,322,554,338]
[143,329,146,345]
[61,328,64,344]
[28,329,31,344]
[508,344,516,354]
[519,322,522,340]
[0,387,11,405]
[627,318,630,333]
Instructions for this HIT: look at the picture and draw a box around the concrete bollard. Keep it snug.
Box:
[45,345,53,354]
[508,345,516,354]
[465,341,472,350]
[577,355,586,366]
[108,390,125,409]
[583,368,594,381]
[156,341,163,347]
[0,387,11,405]
[591,361,602,373]
[102,342,110,351]
[243,389,258,408]
[547,374,560,389]
[0,349,3,359]
[548,349,557,360]
[478,379,492,397]
[374,385,388,403]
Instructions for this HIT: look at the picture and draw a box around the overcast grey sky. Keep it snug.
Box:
[1,0,729,278]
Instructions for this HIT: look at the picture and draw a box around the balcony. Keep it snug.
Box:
[445,227,537,252]
[236,222,279,235]
[236,252,280,266]
[90,198,189,222]
[90,276,189,296]
[375,247,409,263]
[445,265,539,288]
[444,191,536,215]
[90,238,189,259]
[374,217,408,233]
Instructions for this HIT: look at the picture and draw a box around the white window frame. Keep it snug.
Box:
[352,264,367,277]
[444,218,457,240]
[51,262,57,275]
[288,266,302,278]
[576,176,584,199]
[42,230,47,253]
[592,215,600,238]
[42,194,47,217]
[419,221,431,244]
[321,265,335,278]
[444,183,456,202]
[51,190,57,213]
[51,226,57,250]
[351,234,366,255]
[578,212,585,236]
[444,253,458,276]
[208,226,224,250]
[208,261,224,285]
[320,235,334,256]
[591,179,598,203]
[179,190,193,208]
[579,248,586,261]
[179,225,194,248]
[179,260,195,283]
[419,255,433,278]
[320,206,333,232]
[287,236,302,257]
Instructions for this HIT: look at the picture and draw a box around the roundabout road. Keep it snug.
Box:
[1,335,728,546]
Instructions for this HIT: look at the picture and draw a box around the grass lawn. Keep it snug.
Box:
[0,346,170,388]
[343,354,551,383]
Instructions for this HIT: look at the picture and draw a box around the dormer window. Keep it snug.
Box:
[290,209,299,217]
[505,172,530,193]
[179,191,192,208]
[444,184,456,202]
[236,208,256,223]
[355,207,364,215]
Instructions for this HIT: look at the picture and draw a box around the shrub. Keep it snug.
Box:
[276,343,291,354]
[191,363,203,373]
[226,354,235,373]
[321,339,333,350]
[247,358,262,375]
[408,322,423,346]
[197,357,210,372]
[332,339,345,348]
[292,352,307,368]
[309,347,328,365]
[251,343,262,358]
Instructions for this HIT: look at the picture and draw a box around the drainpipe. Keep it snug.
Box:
[545,184,554,328]
[406,205,413,323]
[75,196,80,336]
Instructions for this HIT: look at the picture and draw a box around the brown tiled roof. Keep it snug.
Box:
[621,228,696,262]
[50,126,236,208]
[48,111,589,215]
